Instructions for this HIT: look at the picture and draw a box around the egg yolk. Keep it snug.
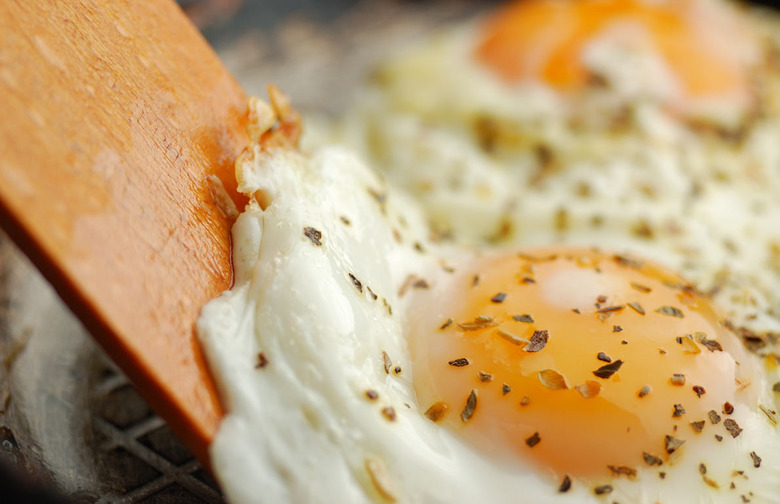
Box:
[475,0,753,104]
[410,248,757,478]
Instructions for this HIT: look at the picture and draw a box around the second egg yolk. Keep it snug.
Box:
[475,0,755,106]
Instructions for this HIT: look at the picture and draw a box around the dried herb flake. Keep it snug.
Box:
[708,410,721,424]
[491,292,507,303]
[559,475,571,493]
[478,371,493,383]
[656,306,684,318]
[690,420,705,433]
[424,402,448,423]
[513,314,534,323]
[303,227,323,246]
[496,328,530,347]
[642,452,663,466]
[461,390,478,422]
[593,360,624,379]
[538,369,569,390]
[525,330,549,352]
[448,358,470,368]
[525,432,541,448]
[575,381,601,399]
[628,302,646,315]
[457,316,498,332]
[664,435,685,454]
[724,418,742,438]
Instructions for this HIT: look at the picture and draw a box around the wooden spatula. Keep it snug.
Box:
[0,0,250,465]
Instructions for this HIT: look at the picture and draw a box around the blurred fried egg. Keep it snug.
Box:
[199,91,780,503]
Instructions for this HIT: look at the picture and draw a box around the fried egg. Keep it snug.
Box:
[198,94,780,503]
[335,0,780,334]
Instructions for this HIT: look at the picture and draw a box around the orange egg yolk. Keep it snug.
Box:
[475,0,754,103]
[410,248,756,478]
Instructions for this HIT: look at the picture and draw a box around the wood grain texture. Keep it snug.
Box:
[0,0,250,464]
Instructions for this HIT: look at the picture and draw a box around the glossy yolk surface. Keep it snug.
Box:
[410,248,757,478]
[475,0,753,101]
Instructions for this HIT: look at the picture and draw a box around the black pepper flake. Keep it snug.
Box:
[491,292,507,303]
[597,352,612,363]
[520,277,536,284]
[608,465,637,478]
[525,330,549,352]
[643,452,663,466]
[594,485,613,495]
[471,275,480,287]
[773,382,780,393]
[339,216,351,225]
[413,242,425,253]
[676,336,683,344]
[525,432,541,448]
[597,295,607,303]
[693,385,706,398]
[440,318,453,330]
[659,472,667,479]
[303,226,323,246]
[724,418,743,438]
[393,366,402,375]
[690,420,705,433]
[513,314,534,323]
[699,463,707,475]
[708,410,721,424]
[723,402,734,415]
[502,383,511,395]
[520,395,531,406]
[664,435,686,454]
[628,302,646,315]
[559,475,571,493]
[621,340,628,345]
[715,434,723,442]
[255,352,268,369]
[638,385,652,398]
[613,325,623,333]
[461,389,477,422]
[593,360,624,379]
[672,404,686,418]
[365,390,379,401]
[478,371,493,383]
[448,358,470,368]
[381,407,396,421]
[348,273,363,293]
[572,308,581,314]
[750,451,761,468]
[656,306,684,318]
[614,254,643,268]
